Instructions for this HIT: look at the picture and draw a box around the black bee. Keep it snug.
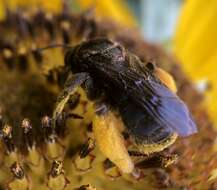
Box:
[52,38,197,173]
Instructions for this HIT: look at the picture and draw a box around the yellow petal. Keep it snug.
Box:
[174,0,217,125]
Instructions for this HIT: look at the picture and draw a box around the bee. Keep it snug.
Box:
[52,38,197,174]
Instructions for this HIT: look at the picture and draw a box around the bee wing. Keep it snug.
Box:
[119,70,197,137]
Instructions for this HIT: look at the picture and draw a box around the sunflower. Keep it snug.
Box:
[0,1,216,189]
[174,0,217,127]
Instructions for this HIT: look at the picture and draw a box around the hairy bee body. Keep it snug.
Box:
[51,38,197,173]
[54,38,197,165]
[65,38,197,141]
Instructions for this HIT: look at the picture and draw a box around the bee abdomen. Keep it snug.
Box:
[119,101,177,154]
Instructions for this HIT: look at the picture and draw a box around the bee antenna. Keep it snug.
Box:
[35,44,72,52]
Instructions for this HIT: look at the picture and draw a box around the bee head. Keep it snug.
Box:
[65,38,126,73]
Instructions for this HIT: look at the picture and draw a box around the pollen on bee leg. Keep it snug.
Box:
[93,110,134,174]
[155,67,177,93]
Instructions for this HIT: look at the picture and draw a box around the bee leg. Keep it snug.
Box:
[53,72,91,122]
[135,153,178,169]
[93,104,134,174]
